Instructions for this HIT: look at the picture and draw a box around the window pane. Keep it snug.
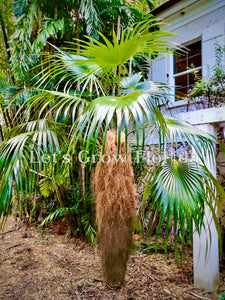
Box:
[174,40,202,100]
[189,72,195,86]
[176,86,188,100]
[188,69,202,95]
[176,74,187,86]
[188,41,201,68]
[174,53,186,73]
[188,53,201,68]
[188,41,201,56]
[175,74,188,100]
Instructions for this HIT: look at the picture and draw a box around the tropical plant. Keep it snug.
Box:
[219,292,225,300]
[0,17,224,287]
[0,0,154,137]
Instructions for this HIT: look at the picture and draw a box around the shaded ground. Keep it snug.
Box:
[0,217,224,300]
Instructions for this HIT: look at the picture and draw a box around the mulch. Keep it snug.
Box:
[0,217,224,300]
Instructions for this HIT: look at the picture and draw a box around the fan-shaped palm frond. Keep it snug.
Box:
[141,158,224,261]
[77,20,176,73]
[140,116,220,167]
[16,90,87,125]
[162,117,219,164]
[35,20,176,94]
[73,77,168,155]
[120,72,166,95]
[37,46,105,96]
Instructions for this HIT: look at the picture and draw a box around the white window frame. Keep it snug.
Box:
[173,39,202,100]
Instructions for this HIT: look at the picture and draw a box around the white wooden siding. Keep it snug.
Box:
[152,57,167,84]
[202,22,225,78]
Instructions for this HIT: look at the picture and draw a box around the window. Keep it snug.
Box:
[174,40,202,100]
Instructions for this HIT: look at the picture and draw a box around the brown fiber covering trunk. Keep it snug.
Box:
[95,130,137,288]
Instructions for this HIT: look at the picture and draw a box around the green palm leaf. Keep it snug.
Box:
[55,52,104,96]
[35,44,105,96]
[120,73,163,95]
[18,90,87,125]
[37,20,176,92]
[0,126,61,224]
[80,0,102,38]
[163,117,218,164]
[142,158,224,262]
[32,18,64,54]
[73,86,167,154]
[77,20,176,72]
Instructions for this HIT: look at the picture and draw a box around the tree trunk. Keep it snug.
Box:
[129,0,137,76]
[0,10,15,84]
[80,162,86,214]
[75,9,80,51]
[116,16,121,41]
[1,104,9,129]
[0,124,4,145]
[90,168,96,226]
[5,108,13,129]
[54,182,74,235]
[0,11,11,61]
[95,130,137,288]
[0,11,15,130]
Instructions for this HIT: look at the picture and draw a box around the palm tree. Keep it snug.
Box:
[0,19,224,286]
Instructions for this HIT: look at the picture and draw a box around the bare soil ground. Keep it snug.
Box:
[0,217,224,300]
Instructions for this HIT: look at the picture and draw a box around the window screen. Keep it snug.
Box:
[174,41,202,100]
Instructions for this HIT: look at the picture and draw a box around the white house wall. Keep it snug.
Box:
[151,56,167,83]
[152,0,225,90]
[202,21,224,77]
[148,0,225,139]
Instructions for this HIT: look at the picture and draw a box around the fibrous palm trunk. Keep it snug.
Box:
[95,130,136,288]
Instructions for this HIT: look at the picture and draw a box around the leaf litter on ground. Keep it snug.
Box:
[0,216,224,300]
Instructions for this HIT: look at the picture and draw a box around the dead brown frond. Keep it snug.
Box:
[95,130,137,288]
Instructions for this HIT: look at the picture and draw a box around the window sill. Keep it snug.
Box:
[159,97,205,109]
[167,98,189,109]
